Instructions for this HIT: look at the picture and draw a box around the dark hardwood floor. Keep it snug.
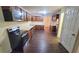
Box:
[23,30,68,53]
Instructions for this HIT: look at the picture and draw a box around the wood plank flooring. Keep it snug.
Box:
[23,30,68,53]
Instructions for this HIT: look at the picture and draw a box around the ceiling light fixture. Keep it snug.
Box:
[42,10,47,15]
[39,10,47,15]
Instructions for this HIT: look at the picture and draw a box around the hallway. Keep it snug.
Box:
[23,30,68,53]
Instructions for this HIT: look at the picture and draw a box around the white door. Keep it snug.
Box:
[60,7,79,52]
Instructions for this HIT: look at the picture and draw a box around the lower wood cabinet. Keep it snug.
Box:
[33,25,44,30]
[28,30,32,40]
[28,27,34,40]
[28,25,44,40]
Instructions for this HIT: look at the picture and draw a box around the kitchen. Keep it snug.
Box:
[0,6,62,53]
[0,6,79,53]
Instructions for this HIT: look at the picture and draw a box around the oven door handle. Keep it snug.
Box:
[21,33,28,38]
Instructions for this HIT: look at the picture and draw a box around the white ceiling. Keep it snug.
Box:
[20,6,63,16]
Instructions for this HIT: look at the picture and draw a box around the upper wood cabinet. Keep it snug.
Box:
[1,6,43,22]
[12,6,28,21]
[2,6,13,21]
[2,6,28,21]
[31,16,43,21]
[27,13,31,21]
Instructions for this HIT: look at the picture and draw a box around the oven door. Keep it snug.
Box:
[7,28,21,50]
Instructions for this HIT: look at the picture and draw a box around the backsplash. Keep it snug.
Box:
[0,22,28,28]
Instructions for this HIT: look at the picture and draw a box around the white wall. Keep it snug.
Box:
[0,7,4,22]
[57,12,64,38]
[0,29,12,52]
[73,12,79,52]
[75,32,79,53]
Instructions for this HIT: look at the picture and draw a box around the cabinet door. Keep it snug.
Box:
[2,6,13,21]
[34,25,44,30]
[28,30,32,39]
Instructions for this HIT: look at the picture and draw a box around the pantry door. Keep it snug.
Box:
[60,7,79,52]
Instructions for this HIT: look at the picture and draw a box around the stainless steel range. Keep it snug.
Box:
[7,26,29,53]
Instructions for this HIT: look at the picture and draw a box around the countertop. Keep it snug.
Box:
[0,21,44,30]
[0,22,34,44]
[0,21,44,44]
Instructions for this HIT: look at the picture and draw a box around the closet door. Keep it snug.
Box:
[60,7,79,52]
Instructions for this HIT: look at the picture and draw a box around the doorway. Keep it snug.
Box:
[51,14,60,36]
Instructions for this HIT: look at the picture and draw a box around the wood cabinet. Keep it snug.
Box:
[27,13,31,21]
[12,6,27,21]
[28,25,44,40]
[31,16,43,21]
[28,27,35,40]
[2,6,28,21]
[2,6,13,21]
[33,25,44,30]
[28,30,32,40]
